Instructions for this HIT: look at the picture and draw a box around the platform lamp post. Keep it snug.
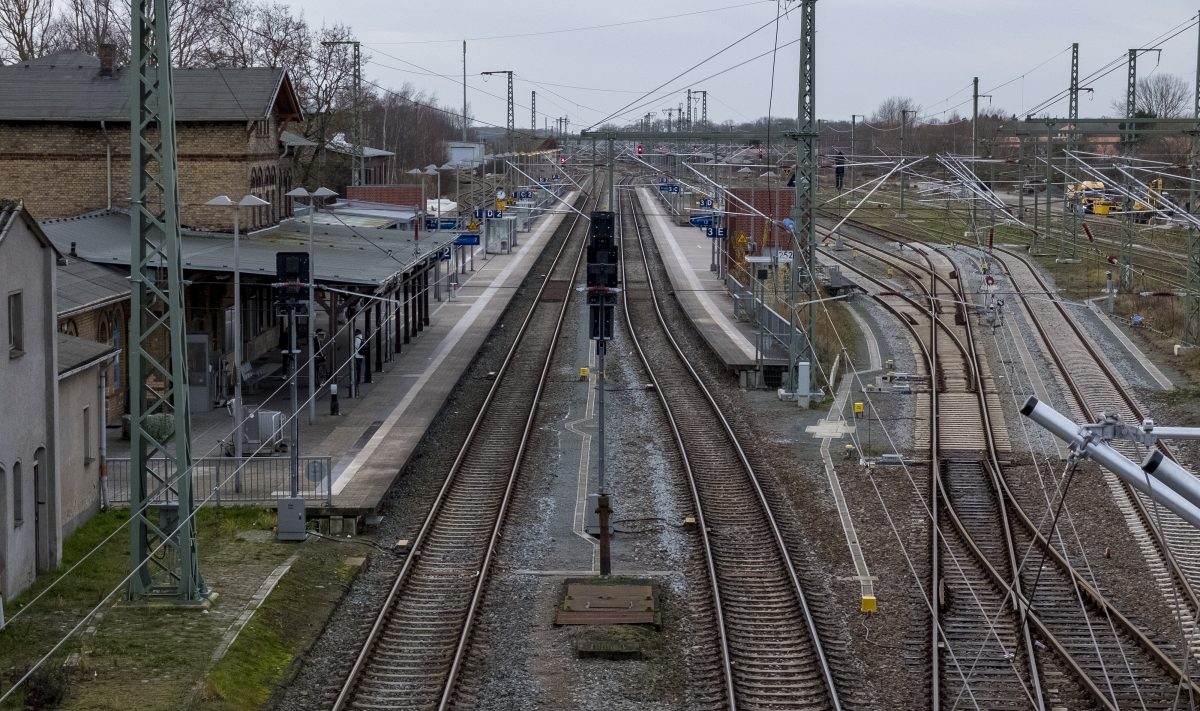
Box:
[205,194,271,490]
[284,186,338,424]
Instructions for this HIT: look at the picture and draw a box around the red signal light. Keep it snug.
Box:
[636,145,644,154]
[559,156,567,164]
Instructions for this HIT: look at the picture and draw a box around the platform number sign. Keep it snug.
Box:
[474,209,505,219]
[439,246,452,261]
[698,198,713,208]
[705,227,727,239]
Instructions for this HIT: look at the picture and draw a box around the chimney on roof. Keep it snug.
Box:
[98,44,115,77]
[70,242,78,257]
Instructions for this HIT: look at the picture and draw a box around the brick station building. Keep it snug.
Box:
[0,49,303,231]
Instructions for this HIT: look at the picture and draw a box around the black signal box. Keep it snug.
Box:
[587,263,619,289]
[275,251,310,306]
[590,211,615,246]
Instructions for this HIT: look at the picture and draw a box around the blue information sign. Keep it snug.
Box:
[705,227,728,239]
[454,234,481,246]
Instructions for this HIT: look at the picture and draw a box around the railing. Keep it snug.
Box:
[105,456,334,507]
[725,272,803,362]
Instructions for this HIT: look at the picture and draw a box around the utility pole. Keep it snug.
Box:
[898,109,916,217]
[323,40,363,186]
[699,90,707,126]
[607,137,615,210]
[1120,48,1161,290]
[687,88,693,131]
[462,41,467,141]
[851,114,863,196]
[971,77,980,229]
[1185,15,1200,347]
[531,90,536,131]
[481,70,515,137]
[787,0,818,398]
[664,107,675,132]
[128,0,205,601]
[1061,42,1083,262]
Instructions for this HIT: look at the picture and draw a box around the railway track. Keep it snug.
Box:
[332,190,592,711]
[622,189,842,710]
[840,213,1200,667]
[824,224,1200,707]
[990,243,1200,659]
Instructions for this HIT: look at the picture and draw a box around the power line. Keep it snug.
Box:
[367,1,774,45]
[585,11,784,130]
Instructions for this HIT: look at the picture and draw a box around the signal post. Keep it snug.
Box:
[587,212,618,576]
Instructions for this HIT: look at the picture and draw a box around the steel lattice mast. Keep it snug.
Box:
[1185,17,1200,347]
[1120,48,1139,291]
[787,0,818,396]
[481,70,514,137]
[1061,42,1081,261]
[128,0,204,600]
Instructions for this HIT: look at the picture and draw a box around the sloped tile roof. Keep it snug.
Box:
[0,51,301,122]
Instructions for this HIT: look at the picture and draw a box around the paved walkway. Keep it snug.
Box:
[635,187,758,370]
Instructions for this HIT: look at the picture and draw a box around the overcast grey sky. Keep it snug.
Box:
[289,1,1197,131]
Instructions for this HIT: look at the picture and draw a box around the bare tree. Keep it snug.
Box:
[0,0,53,62]
[169,0,230,66]
[873,96,921,126]
[1109,73,1190,118]
[46,0,128,62]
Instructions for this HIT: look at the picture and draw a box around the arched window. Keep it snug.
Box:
[58,319,78,336]
[109,306,123,390]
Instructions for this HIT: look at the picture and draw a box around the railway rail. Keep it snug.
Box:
[824,224,1200,708]
[332,189,593,711]
[623,188,842,710]
[841,213,1200,660]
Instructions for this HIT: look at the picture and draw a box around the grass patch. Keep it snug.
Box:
[193,542,361,711]
[0,506,315,710]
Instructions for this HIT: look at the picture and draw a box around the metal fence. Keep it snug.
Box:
[105,456,334,507]
[726,273,803,362]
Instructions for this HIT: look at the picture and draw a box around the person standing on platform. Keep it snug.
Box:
[353,329,365,386]
[835,150,846,191]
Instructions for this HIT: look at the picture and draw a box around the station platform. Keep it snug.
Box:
[635,187,759,374]
[106,200,572,515]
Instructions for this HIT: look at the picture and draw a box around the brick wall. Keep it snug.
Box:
[346,184,424,207]
[58,304,129,422]
[727,187,797,253]
[0,119,298,231]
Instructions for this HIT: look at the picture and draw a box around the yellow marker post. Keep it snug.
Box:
[860,595,877,613]
[579,367,590,380]
[853,402,864,418]
[887,266,894,277]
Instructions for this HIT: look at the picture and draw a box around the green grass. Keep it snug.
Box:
[0,506,353,710]
[195,544,358,711]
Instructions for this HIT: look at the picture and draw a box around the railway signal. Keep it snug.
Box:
[636,144,644,155]
[586,211,619,576]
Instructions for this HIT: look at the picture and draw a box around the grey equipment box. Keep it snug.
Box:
[276,497,307,541]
